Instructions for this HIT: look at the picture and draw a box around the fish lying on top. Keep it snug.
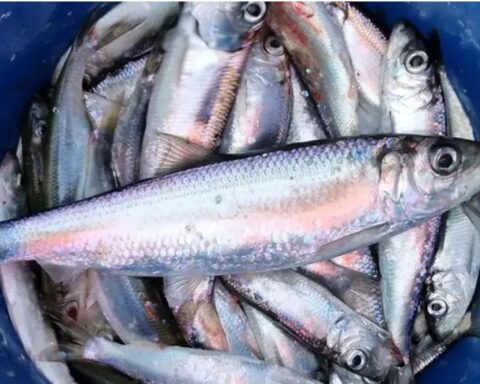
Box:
[378,22,446,364]
[0,136,479,275]
[140,2,267,179]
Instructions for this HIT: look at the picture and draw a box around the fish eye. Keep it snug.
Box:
[346,349,367,371]
[405,50,429,74]
[427,299,448,318]
[264,36,284,56]
[429,145,460,176]
[243,2,267,23]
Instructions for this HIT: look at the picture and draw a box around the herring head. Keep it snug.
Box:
[333,315,402,380]
[379,136,480,224]
[425,270,472,341]
[382,22,442,135]
[192,2,267,52]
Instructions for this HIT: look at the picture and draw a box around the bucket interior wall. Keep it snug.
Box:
[0,2,478,382]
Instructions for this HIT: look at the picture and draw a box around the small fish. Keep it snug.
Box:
[378,22,446,362]
[327,2,387,109]
[44,24,97,209]
[286,65,327,144]
[21,95,49,213]
[60,336,322,384]
[380,22,445,135]
[219,33,291,154]
[111,49,163,187]
[213,280,262,358]
[82,93,119,199]
[298,260,385,328]
[141,3,266,178]
[267,2,359,137]
[425,207,480,341]
[0,152,76,384]
[88,55,148,105]
[164,276,228,350]
[91,272,181,346]
[242,302,321,376]
[85,2,180,81]
[223,271,400,381]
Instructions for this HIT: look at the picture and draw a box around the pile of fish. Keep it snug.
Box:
[2,2,480,383]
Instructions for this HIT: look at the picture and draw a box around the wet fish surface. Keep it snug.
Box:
[1,136,480,275]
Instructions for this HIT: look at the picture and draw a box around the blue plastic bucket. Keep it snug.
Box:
[0,3,479,383]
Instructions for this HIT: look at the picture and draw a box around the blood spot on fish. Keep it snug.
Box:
[215,195,222,204]
[2,201,5,205]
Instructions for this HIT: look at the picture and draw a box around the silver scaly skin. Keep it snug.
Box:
[44,33,96,209]
[286,65,327,144]
[424,66,480,340]
[267,2,360,137]
[242,303,320,376]
[140,3,266,179]
[222,270,401,381]
[76,337,322,384]
[0,152,76,384]
[88,55,147,104]
[213,280,263,358]
[1,136,480,274]
[111,50,163,187]
[219,33,291,154]
[332,248,379,279]
[298,260,385,328]
[327,2,387,109]
[378,22,447,362]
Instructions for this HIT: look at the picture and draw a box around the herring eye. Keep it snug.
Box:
[427,299,448,318]
[264,36,284,56]
[243,2,267,23]
[430,145,460,176]
[346,349,367,371]
[405,50,429,74]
